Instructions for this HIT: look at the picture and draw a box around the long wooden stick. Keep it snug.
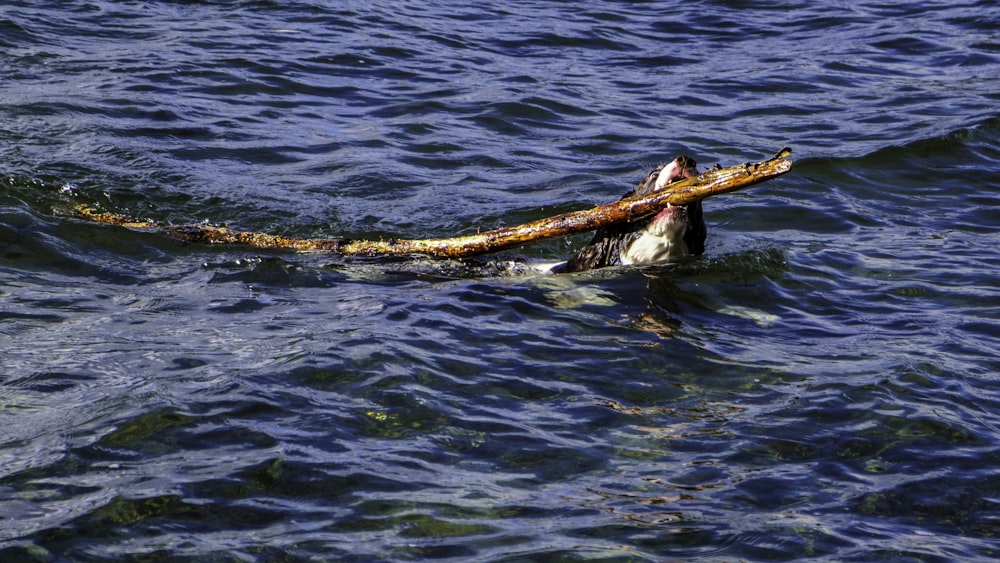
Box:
[75,148,792,258]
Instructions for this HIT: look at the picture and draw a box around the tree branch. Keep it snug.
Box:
[75,148,793,258]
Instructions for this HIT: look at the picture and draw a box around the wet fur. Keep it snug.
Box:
[552,156,706,273]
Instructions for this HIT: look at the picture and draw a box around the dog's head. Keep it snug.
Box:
[634,155,698,197]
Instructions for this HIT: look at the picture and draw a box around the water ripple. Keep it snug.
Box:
[3,0,1000,560]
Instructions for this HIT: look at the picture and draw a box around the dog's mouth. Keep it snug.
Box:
[647,205,689,236]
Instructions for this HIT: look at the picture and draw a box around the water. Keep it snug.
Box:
[2,1,999,560]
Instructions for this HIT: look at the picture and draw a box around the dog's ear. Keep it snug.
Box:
[634,164,666,196]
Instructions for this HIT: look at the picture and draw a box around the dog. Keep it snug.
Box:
[551,156,706,273]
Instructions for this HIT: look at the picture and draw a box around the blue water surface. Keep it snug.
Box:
[2,1,999,560]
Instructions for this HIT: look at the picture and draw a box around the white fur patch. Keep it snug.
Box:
[654,161,682,190]
[620,204,691,266]
[620,230,689,265]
